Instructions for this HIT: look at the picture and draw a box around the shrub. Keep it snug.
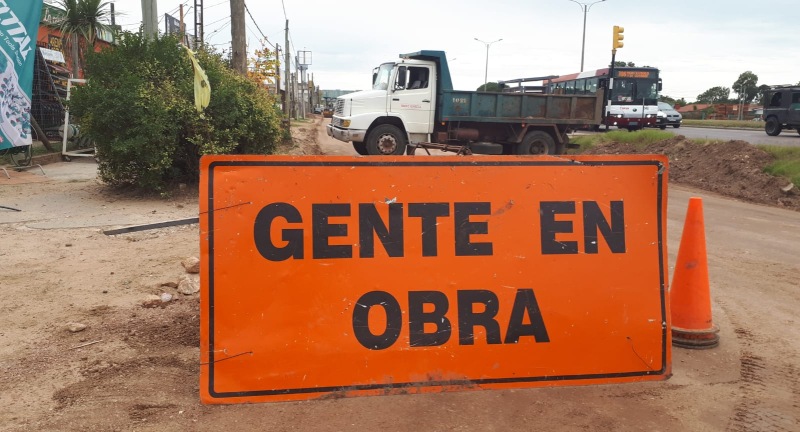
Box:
[70,33,287,191]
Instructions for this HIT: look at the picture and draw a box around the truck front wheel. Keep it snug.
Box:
[515,131,555,155]
[765,117,782,136]
[352,141,368,155]
[366,124,407,155]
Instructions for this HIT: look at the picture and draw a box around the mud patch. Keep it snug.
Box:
[583,137,800,211]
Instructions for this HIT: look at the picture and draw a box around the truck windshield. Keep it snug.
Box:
[373,63,394,91]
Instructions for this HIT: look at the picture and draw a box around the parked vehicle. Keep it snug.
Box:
[762,86,800,136]
[654,102,682,129]
[326,50,603,156]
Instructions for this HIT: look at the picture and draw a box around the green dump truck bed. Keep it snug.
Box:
[438,90,603,125]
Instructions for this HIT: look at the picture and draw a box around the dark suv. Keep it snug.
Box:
[763,86,800,136]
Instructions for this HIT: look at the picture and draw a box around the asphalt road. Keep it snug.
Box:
[668,126,800,146]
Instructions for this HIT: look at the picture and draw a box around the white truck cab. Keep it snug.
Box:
[327,58,437,155]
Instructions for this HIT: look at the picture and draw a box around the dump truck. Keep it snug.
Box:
[326,50,603,155]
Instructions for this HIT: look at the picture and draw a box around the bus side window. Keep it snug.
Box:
[576,79,586,94]
[586,78,598,94]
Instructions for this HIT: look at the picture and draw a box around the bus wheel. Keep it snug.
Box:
[352,141,368,155]
[366,124,407,155]
[516,131,555,155]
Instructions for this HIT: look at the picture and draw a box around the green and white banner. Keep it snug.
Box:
[0,0,43,150]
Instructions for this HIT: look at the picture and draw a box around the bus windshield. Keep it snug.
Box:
[373,63,394,91]
[613,78,658,105]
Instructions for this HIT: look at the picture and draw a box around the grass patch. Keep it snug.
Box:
[570,129,674,152]
[759,145,800,186]
[682,119,762,129]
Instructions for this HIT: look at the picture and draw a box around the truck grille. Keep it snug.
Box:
[335,99,345,116]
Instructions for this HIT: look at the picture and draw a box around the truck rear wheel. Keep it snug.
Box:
[765,117,782,136]
[366,124,407,155]
[515,131,555,155]
[352,141,368,155]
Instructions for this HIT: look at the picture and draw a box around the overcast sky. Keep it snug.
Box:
[109,0,798,101]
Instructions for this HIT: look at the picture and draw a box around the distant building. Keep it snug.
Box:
[38,1,115,78]
[676,103,762,120]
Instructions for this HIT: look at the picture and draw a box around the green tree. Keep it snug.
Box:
[696,86,731,104]
[70,34,286,191]
[51,0,114,78]
[477,82,502,92]
[610,61,635,67]
[755,84,771,104]
[659,95,676,105]
[732,71,759,104]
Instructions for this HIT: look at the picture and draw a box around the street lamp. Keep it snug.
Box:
[474,37,502,90]
[568,0,606,72]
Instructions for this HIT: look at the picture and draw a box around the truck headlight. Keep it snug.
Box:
[342,120,351,128]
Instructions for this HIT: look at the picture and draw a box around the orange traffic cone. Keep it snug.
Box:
[670,197,719,349]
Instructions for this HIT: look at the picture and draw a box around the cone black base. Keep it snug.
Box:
[671,325,720,349]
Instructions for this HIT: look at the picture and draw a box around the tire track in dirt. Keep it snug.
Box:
[721,296,800,431]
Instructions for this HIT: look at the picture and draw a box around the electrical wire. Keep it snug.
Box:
[244,2,274,49]
[205,15,231,27]
[207,0,228,9]
[206,20,231,38]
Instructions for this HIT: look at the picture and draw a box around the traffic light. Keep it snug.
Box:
[613,25,625,50]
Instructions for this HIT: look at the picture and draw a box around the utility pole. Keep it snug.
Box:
[110,2,116,43]
[230,0,247,75]
[275,43,281,97]
[297,50,311,118]
[141,0,158,40]
[194,0,204,48]
[179,4,185,45]
[284,20,291,119]
[295,55,301,119]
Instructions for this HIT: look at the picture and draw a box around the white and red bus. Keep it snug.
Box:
[501,67,662,130]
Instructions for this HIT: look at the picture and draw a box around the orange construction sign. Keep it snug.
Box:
[199,155,671,404]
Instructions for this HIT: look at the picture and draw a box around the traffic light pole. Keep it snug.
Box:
[606,49,616,131]
[606,25,623,131]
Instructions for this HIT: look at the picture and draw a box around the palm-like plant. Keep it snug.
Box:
[51,0,114,78]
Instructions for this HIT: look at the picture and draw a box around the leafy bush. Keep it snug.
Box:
[70,33,287,191]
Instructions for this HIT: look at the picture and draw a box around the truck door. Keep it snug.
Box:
[789,91,800,126]
[390,65,434,134]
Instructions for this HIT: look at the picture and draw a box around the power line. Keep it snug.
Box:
[206,15,231,27]
[206,20,231,38]
[281,0,288,20]
[207,0,228,8]
[244,2,274,49]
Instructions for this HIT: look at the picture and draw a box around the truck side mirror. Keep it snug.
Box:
[372,67,378,86]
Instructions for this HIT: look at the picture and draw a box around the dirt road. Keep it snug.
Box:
[1,117,798,431]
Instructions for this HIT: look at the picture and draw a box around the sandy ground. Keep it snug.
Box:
[0,117,798,431]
